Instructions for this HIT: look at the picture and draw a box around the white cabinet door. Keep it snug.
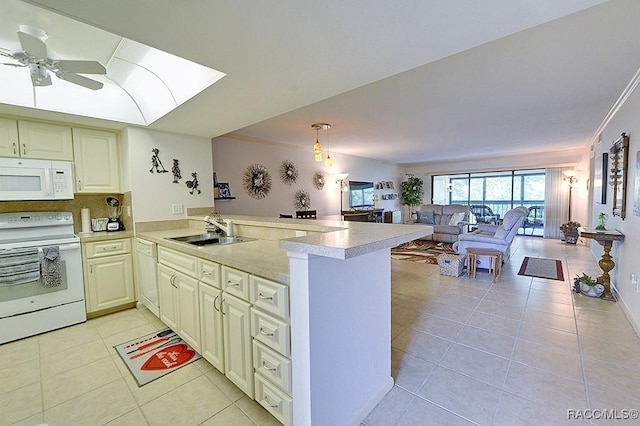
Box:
[199,282,224,372]
[17,121,73,160]
[158,264,178,331]
[135,239,158,317]
[0,118,19,158]
[223,292,254,398]
[72,128,120,193]
[86,253,134,313]
[176,273,200,352]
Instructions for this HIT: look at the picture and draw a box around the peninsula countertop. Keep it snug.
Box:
[136,215,433,284]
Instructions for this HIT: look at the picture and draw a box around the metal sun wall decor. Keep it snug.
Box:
[186,172,201,194]
[279,160,299,185]
[294,189,311,210]
[313,172,325,190]
[243,163,272,199]
[149,148,168,173]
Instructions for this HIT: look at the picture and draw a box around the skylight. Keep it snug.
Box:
[0,0,225,125]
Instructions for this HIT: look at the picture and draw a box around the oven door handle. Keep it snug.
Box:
[36,243,81,252]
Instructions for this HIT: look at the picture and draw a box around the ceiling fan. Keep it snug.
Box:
[0,25,106,90]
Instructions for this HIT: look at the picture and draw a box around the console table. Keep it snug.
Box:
[579,228,625,301]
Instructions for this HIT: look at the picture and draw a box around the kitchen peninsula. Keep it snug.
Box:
[137,215,432,425]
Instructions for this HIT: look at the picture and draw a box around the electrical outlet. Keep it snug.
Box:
[172,204,184,215]
[631,273,639,292]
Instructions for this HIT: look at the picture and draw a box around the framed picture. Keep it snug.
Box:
[594,153,607,204]
[609,133,629,219]
[634,150,640,217]
[217,182,231,198]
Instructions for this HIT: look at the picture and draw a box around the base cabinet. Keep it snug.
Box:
[158,264,178,331]
[199,281,224,372]
[83,238,134,316]
[222,291,254,398]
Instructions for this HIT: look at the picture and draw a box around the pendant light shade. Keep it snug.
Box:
[311,123,330,162]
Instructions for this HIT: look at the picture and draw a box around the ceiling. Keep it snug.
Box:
[3,0,640,166]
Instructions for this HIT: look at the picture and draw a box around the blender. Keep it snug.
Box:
[106,196,125,231]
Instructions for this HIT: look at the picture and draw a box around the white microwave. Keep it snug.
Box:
[0,158,74,201]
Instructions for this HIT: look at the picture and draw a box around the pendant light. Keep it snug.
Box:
[324,125,334,168]
[311,123,330,162]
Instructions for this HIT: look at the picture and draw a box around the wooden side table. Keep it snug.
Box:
[466,248,503,281]
[578,228,624,301]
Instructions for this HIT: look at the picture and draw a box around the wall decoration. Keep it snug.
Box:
[634,150,640,217]
[185,172,201,194]
[279,160,299,185]
[171,159,182,183]
[217,182,231,198]
[312,172,325,190]
[594,153,607,204]
[149,148,168,173]
[609,133,629,219]
[294,189,311,210]
[243,163,272,199]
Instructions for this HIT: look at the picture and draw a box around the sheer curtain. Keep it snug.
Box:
[544,168,569,238]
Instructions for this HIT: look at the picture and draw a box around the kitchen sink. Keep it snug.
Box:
[166,233,255,246]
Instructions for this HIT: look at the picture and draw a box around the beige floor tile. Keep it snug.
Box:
[37,321,102,355]
[580,335,640,371]
[205,369,248,403]
[0,335,39,366]
[586,384,640,425]
[105,408,149,426]
[140,376,232,425]
[439,343,510,388]
[392,327,452,363]
[44,379,137,425]
[411,312,464,339]
[476,298,525,320]
[493,391,589,425]
[455,325,516,358]
[0,382,42,426]
[483,289,528,307]
[521,309,577,333]
[391,348,436,392]
[466,310,521,337]
[40,338,110,378]
[582,356,640,397]
[0,358,40,395]
[525,297,576,318]
[576,316,640,346]
[363,386,415,426]
[418,366,502,425]
[518,322,579,353]
[512,338,583,381]
[396,396,474,425]
[200,403,258,426]
[504,361,587,410]
[6,412,45,426]
[93,309,153,338]
[42,355,122,409]
[419,299,476,323]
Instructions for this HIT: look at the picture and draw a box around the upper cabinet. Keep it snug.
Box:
[0,118,73,161]
[73,128,120,193]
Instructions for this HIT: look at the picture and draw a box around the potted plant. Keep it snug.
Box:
[560,220,581,244]
[400,176,424,221]
[573,273,604,297]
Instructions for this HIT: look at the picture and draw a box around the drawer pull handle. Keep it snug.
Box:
[22,143,26,155]
[103,245,119,251]
[227,280,240,287]
[202,270,212,276]
[12,142,16,154]
[259,327,274,336]
[258,292,273,300]
[262,361,278,372]
[263,395,280,409]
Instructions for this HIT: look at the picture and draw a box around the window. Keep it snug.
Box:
[349,181,374,208]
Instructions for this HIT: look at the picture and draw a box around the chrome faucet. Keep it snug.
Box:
[204,213,234,237]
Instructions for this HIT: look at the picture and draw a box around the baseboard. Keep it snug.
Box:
[347,376,394,426]
[613,287,640,338]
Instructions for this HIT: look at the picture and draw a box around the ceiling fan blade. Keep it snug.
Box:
[57,71,103,90]
[30,72,52,87]
[56,60,106,75]
[17,30,47,59]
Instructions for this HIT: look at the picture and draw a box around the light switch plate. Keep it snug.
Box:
[172,204,184,215]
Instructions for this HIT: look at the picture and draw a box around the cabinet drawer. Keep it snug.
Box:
[250,275,289,320]
[253,340,292,395]
[197,258,220,288]
[255,373,293,426]
[221,266,250,301]
[85,238,131,258]
[251,308,290,357]
[158,246,198,277]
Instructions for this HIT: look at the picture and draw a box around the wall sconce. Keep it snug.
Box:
[335,172,349,214]
[563,170,579,220]
[312,123,330,162]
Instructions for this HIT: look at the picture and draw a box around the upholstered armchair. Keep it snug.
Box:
[453,206,528,268]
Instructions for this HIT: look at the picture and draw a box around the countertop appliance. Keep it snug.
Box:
[0,211,85,344]
[106,196,125,231]
[0,158,74,201]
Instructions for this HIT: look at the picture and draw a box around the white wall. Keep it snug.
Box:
[211,135,403,218]
[593,85,640,331]
[124,127,214,221]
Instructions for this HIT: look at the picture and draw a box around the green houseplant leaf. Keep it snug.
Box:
[400,176,424,207]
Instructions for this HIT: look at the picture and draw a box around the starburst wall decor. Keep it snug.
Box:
[312,171,325,190]
[243,163,272,199]
[294,189,311,210]
[279,160,299,185]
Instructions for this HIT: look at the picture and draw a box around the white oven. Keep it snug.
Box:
[0,212,85,344]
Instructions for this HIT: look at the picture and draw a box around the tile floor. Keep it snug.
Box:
[1,236,638,425]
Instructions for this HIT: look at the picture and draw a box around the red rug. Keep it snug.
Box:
[391,240,455,264]
[518,257,564,281]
